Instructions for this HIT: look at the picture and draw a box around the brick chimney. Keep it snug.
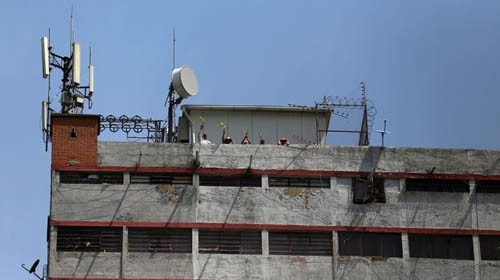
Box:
[50,114,100,169]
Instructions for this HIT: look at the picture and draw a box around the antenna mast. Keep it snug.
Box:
[358,81,370,146]
[70,5,74,52]
[314,81,377,145]
[172,28,176,71]
[39,8,95,150]
[165,31,199,143]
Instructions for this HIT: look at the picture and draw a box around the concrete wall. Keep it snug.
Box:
[98,143,500,175]
[49,142,500,279]
[50,252,121,278]
[125,253,193,279]
[52,183,196,222]
[52,180,489,230]
[336,257,405,280]
[408,259,475,280]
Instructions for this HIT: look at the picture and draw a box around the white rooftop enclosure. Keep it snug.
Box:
[178,105,331,145]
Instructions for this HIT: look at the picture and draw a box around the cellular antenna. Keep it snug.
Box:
[375,119,391,147]
[88,46,94,96]
[39,9,96,150]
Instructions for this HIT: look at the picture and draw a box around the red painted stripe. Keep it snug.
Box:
[52,165,500,180]
[50,220,500,236]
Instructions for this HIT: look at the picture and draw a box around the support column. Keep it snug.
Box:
[262,175,269,189]
[121,226,128,278]
[399,178,406,192]
[330,176,337,190]
[193,173,200,188]
[470,180,478,229]
[402,233,411,279]
[193,174,200,223]
[262,230,270,280]
[262,230,269,256]
[400,178,408,228]
[192,229,199,280]
[332,231,339,280]
[124,172,130,185]
[48,226,57,278]
[473,235,481,280]
[402,233,410,259]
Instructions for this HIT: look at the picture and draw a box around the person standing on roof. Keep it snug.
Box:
[222,128,233,144]
[198,122,212,145]
[241,130,251,144]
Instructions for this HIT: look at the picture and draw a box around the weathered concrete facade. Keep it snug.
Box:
[48,141,500,280]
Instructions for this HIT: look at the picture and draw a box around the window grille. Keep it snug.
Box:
[269,231,332,256]
[338,231,402,258]
[130,173,192,185]
[128,228,192,253]
[352,178,386,204]
[57,227,122,252]
[199,230,261,254]
[268,177,330,188]
[409,234,473,260]
[476,180,500,193]
[405,179,469,192]
[479,235,500,260]
[199,175,261,187]
[60,172,123,184]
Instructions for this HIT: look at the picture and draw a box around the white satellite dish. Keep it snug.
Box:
[171,66,198,99]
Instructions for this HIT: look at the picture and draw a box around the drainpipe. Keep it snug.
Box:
[182,108,196,144]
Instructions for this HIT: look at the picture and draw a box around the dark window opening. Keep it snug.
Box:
[409,234,473,260]
[269,231,332,256]
[476,180,500,193]
[352,178,386,204]
[199,230,261,254]
[60,172,123,184]
[405,179,469,193]
[480,235,500,260]
[268,177,330,188]
[57,227,122,252]
[338,231,402,258]
[130,173,192,185]
[128,228,192,253]
[199,175,261,187]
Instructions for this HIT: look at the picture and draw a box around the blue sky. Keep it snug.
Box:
[1,0,499,278]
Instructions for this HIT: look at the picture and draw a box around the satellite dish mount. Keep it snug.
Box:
[21,259,43,280]
[166,65,199,143]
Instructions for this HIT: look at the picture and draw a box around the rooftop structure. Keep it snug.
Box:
[178,104,331,145]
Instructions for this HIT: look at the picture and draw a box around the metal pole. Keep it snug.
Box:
[167,83,174,142]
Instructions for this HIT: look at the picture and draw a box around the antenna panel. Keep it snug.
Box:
[41,100,48,131]
[172,66,199,99]
[41,37,50,78]
[89,65,94,93]
[72,42,81,85]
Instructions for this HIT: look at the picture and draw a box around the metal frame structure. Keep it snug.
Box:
[99,114,165,143]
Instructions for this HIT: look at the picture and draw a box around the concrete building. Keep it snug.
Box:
[47,110,500,280]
